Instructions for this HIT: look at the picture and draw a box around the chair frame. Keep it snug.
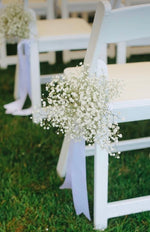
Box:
[85,1,150,229]
[57,0,150,230]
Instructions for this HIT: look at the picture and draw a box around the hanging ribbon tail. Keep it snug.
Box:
[60,139,91,220]
[4,95,26,114]
[3,39,32,116]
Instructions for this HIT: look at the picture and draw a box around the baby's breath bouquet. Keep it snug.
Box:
[0,1,34,43]
[40,64,122,155]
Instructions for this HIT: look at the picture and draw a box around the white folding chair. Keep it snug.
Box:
[28,0,54,19]
[0,0,18,69]
[117,0,150,63]
[56,0,98,63]
[14,0,91,119]
[57,0,150,230]
[0,0,55,70]
[58,0,121,63]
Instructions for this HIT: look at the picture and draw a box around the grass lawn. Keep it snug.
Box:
[0,49,150,232]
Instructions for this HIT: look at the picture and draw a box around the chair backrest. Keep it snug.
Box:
[24,0,55,19]
[84,0,150,73]
[60,0,98,18]
[60,0,121,18]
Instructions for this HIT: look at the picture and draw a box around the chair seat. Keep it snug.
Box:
[37,18,91,38]
[108,62,150,102]
[64,62,150,122]
[65,62,150,102]
[36,18,91,52]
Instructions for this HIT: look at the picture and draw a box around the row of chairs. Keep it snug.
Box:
[2,0,150,230]
[1,0,150,104]
[1,0,150,70]
[20,0,150,229]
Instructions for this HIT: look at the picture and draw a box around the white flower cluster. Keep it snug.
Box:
[40,65,122,155]
[0,1,34,43]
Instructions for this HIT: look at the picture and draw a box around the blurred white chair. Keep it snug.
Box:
[57,0,98,63]
[57,0,150,230]
[28,0,54,19]
[28,0,56,66]
[14,1,91,119]
[117,0,150,63]
[57,0,121,63]
[0,0,17,69]
[0,0,55,69]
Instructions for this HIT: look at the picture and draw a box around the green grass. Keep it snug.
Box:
[0,50,150,232]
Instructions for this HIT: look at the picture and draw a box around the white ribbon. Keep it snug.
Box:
[60,60,108,220]
[4,39,32,116]
[96,59,108,77]
[60,139,91,220]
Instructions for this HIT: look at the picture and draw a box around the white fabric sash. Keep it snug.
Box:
[60,139,91,220]
[60,60,108,220]
[4,39,32,116]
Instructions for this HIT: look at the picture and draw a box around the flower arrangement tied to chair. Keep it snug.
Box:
[39,60,122,219]
[1,0,37,116]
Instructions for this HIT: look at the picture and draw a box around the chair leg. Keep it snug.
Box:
[108,44,115,58]
[14,62,19,99]
[62,50,71,63]
[116,42,127,64]
[94,144,108,230]
[47,0,55,19]
[48,51,56,65]
[81,12,88,22]
[0,38,7,69]
[29,40,41,123]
